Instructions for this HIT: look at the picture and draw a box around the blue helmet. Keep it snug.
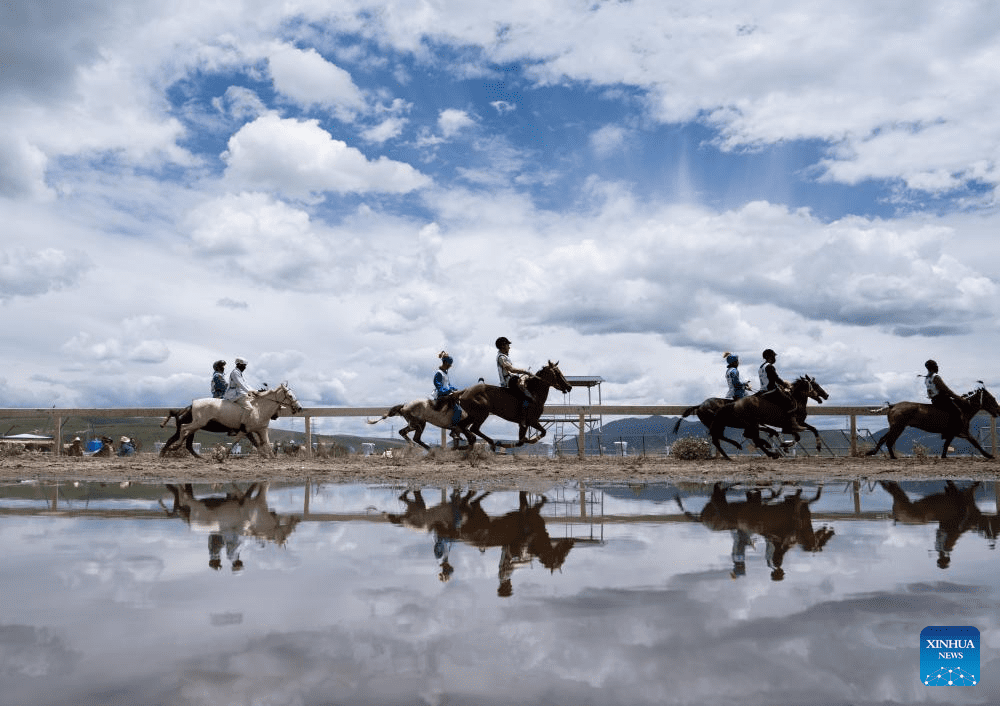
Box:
[726,354,739,366]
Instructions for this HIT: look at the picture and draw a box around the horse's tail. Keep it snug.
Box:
[367,404,405,425]
[870,402,893,414]
[673,405,700,434]
[673,494,699,521]
[160,409,179,428]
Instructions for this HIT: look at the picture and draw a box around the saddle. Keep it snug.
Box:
[432,391,458,412]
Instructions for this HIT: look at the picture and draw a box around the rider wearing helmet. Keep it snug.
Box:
[224,357,256,432]
[496,337,534,423]
[757,349,805,432]
[433,351,464,430]
[211,360,227,399]
[724,352,751,400]
[924,359,965,432]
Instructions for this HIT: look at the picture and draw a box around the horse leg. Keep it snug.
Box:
[400,423,430,451]
[744,426,781,459]
[708,420,732,461]
[868,426,901,459]
[940,434,955,458]
[957,431,994,459]
[524,420,546,445]
[184,431,202,459]
[466,418,501,452]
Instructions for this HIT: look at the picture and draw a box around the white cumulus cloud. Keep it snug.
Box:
[222,115,432,198]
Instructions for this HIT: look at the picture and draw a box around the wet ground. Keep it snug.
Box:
[1,465,999,705]
[2,451,1000,487]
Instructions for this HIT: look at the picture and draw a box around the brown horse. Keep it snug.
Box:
[673,397,748,450]
[458,360,573,449]
[674,376,829,453]
[866,385,1000,459]
[880,481,982,568]
[706,376,828,460]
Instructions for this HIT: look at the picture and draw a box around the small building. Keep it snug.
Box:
[1,433,55,452]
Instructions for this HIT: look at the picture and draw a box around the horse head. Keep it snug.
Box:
[805,375,829,404]
[536,360,572,394]
[271,382,302,414]
[793,375,827,404]
[970,385,1000,417]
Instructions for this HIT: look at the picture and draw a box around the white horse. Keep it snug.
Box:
[367,396,476,450]
[160,383,302,458]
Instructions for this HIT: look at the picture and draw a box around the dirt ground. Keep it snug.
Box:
[2,449,998,488]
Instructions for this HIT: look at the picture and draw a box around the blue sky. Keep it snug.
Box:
[3,0,1000,435]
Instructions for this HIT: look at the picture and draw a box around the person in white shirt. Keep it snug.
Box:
[224,357,255,430]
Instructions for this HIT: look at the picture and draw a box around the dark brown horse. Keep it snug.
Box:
[866,385,1000,459]
[674,375,829,454]
[706,376,828,460]
[880,481,982,568]
[458,360,573,449]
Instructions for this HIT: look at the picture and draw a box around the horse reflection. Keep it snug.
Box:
[387,488,472,581]
[677,483,834,580]
[387,489,575,595]
[880,481,984,569]
[163,482,300,571]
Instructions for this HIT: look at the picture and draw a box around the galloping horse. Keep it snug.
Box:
[366,397,477,450]
[459,360,573,449]
[675,376,828,454]
[866,385,1000,459]
[706,376,829,460]
[160,383,302,458]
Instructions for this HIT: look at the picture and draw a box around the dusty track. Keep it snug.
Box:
[2,451,998,488]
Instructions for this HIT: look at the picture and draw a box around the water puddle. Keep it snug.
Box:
[1,478,996,704]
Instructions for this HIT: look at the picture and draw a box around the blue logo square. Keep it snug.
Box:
[920,626,980,686]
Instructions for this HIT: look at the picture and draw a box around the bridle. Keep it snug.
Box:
[259,385,301,414]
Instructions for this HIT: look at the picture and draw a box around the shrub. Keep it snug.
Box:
[670,436,712,460]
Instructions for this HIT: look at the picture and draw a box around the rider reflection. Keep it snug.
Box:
[208,532,244,572]
[163,482,299,572]
[881,480,987,569]
[387,488,576,596]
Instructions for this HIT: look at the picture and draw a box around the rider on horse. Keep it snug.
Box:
[756,349,806,432]
[724,352,751,400]
[433,351,464,430]
[924,359,965,432]
[223,357,256,432]
[496,337,534,423]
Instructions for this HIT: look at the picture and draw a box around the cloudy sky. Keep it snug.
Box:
[4,0,1000,433]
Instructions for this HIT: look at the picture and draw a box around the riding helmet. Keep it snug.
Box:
[495,337,511,349]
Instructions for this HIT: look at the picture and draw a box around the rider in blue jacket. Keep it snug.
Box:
[434,351,463,428]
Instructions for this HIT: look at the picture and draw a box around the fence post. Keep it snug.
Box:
[304,416,312,458]
[578,412,585,458]
[849,415,857,456]
[54,415,62,457]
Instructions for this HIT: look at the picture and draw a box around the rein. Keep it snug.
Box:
[256,386,297,412]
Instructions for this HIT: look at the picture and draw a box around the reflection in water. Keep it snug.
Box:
[387,489,575,596]
[2,478,999,705]
[163,482,299,571]
[881,480,1000,569]
[676,483,835,581]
